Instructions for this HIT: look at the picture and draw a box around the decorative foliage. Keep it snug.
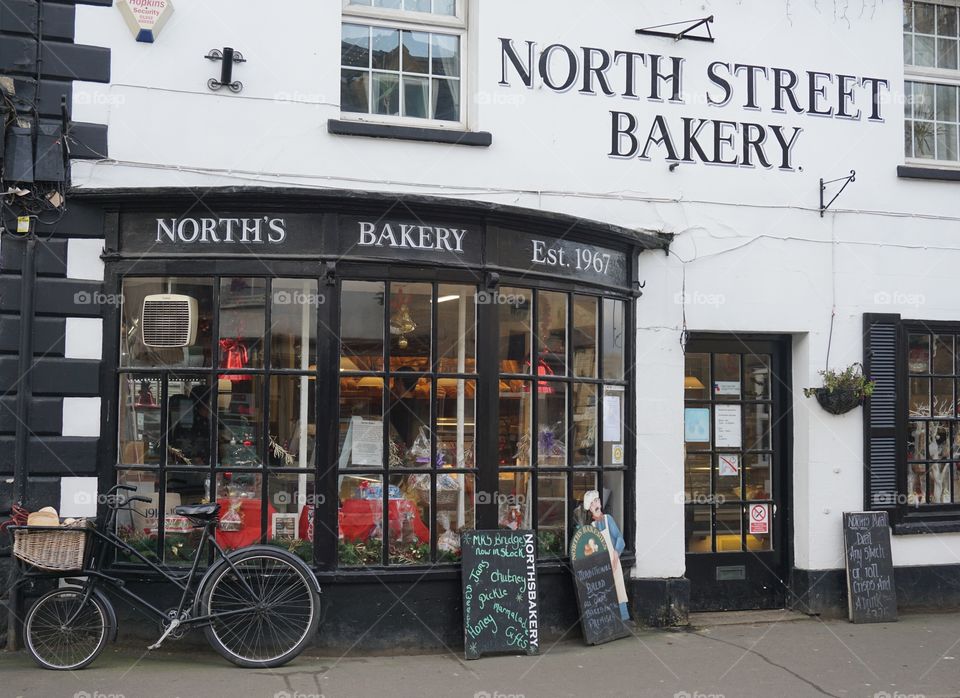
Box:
[804,363,875,414]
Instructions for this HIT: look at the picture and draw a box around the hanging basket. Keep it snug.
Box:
[813,387,863,415]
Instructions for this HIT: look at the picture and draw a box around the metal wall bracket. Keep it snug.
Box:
[322,260,337,286]
[636,16,714,42]
[205,47,245,93]
[820,170,856,217]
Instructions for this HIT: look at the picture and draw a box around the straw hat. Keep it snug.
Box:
[27,506,60,527]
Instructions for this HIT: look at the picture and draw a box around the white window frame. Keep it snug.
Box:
[341,0,469,130]
[904,0,960,168]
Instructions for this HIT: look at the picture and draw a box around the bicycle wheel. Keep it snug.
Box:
[25,587,112,670]
[199,547,319,668]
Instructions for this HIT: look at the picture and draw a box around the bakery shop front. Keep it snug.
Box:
[94,189,665,649]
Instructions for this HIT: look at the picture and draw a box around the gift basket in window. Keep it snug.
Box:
[12,508,93,572]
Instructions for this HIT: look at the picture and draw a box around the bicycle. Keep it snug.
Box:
[8,484,321,670]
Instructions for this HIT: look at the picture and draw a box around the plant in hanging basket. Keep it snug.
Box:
[803,363,875,415]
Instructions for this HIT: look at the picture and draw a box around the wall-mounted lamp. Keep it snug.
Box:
[205,47,246,92]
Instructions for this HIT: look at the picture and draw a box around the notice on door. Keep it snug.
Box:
[714,405,742,448]
[749,504,770,534]
[719,454,740,477]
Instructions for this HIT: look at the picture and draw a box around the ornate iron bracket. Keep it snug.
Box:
[636,16,714,42]
[820,170,856,217]
[205,47,245,93]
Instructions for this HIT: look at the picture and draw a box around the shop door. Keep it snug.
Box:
[683,337,791,611]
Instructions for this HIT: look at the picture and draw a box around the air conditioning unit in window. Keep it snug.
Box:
[141,294,198,348]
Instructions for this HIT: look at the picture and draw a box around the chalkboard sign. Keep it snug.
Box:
[842,511,897,624]
[460,530,539,660]
[570,526,631,645]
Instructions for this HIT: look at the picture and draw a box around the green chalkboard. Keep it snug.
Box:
[460,529,539,660]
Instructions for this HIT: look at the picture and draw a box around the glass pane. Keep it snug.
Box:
[906,118,914,158]
[909,333,931,373]
[908,463,927,505]
[745,453,772,500]
[909,377,931,416]
[338,474,384,566]
[339,377,384,468]
[219,277,266,371]
[434,0,456,14]
[537,473,566,557]
[436,284,476,373]
[372,72,400,115]
[375,0,401,7]
[906,81,915,119]
[341,69,369,113]
[714,454,741,502]
[684,353,710,400]
[217,376,263,468]
[120,277,214,368]
[166,376,211,466]
[686,505,711,553]
[538,385,567,466]
[388,474,430,565]
[388,374,431,467]
[402,75,429,118]
[713,354,741,401]
[431,33,460,76]
[905,1,914,31]
[214,471,263,552]
[390,283,431,371]
[572,384,597,466]
[916,3,936,34]
[716,505,742,552]
[602,471,626,543]
[499,380,531,465]
[271,279,318,369]
[914,82,935,120]
[436,378,475,467]
[435,473,474,563]
[601,298,626,381]
[953,422,960,459]
[745,354,772,400]
[602,386,626,465]
[938,124,958,161]
[268,472,316,563]
[498,471,531,530]
[746,517,772,552]
[954,466,960,503]
[915,34,936,67]
[341,281,384,371]
[432,78,460,121]
[745,403,772,451]
[157,471,208,564]
[115,471,159,562]
[341,24,369,67]
[938,38,959,69]
[537,291,567,376]
[498,287,532,373]
[269,375,314,468]
[934,334,955,374]
[908,421,927,460]
[930,464,950,503]
[119,375,162,465]
[904,33,914,65]
[405,0,430,12]
[685,453,711,502]
[401,30,429,74]
[684,406,712,451]
[572,471,598,514]
[572,295,598,378]
[371,27,400,70]
[933,378,954,417]
[930,421,951,461]
[940,5,959,36]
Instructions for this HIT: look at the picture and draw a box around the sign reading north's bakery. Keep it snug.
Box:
[498,39,890,171]
[336,215,482,266]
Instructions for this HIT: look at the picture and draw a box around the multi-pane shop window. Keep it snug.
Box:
[904,2,960,164]
[906,332,960,504]
[341,1,464,123]
[116,277,318,565]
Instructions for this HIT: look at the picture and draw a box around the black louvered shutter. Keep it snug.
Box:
[863,313,901,512]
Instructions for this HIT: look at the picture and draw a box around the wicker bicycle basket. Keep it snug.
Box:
[12,523,91,572]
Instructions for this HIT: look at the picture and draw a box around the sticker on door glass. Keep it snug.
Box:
[750,504,770,534]
[713,381,741,396]
[718,454,740,477]
[612,444,624,465]
[684,408,711,443]
[714,405,742,448]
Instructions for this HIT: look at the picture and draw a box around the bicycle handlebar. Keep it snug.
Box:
[108,484,137,495]
[125,496,152,505]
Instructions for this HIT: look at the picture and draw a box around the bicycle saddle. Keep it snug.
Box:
[174,503,221,520]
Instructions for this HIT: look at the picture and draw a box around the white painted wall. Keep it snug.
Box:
[70,0,960,575]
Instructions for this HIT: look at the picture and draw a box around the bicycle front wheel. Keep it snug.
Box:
[199,547,319,668]
[25,587,111,670]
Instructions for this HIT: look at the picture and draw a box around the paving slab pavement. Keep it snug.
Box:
[1,611,959,698]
